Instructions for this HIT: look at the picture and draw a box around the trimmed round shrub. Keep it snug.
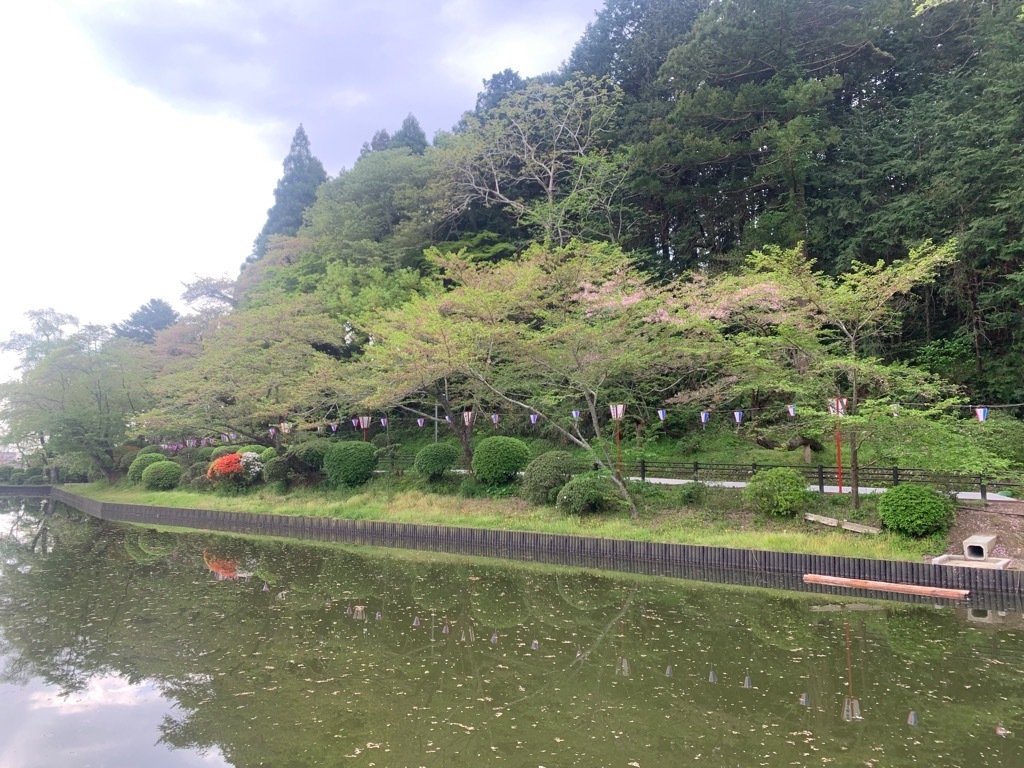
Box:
[23,470,46,485]
[0,465,13,482]
[520,451,584,505]
[286,439,334,472]
[141,460,183,490]
[137,445,164,456]
[118,447,141,470]
[323,442,378,487]
[742,467,808,517]
[471,436,530,486]
[128,453,168,484]
[211,446,235,460]
[8,470,25,485]
[414,443,461,480]
[183,461,210,482]
[237,444,267,457]
[262,456,289,482]
[878,484,954,537]
[557,472,614,515]
[193,446,216,463]
[261,447,278,462]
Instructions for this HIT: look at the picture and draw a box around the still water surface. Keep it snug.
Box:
[1,497,1022,767]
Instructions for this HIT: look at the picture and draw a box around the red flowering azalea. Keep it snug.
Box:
[207,453,243,480]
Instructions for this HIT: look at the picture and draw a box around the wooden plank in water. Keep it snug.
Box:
[803,573,969,600]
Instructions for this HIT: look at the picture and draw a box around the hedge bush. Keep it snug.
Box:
[127,453,169,484]
[520,451,583,505]
[0,466,13,482]
[141,461,183,491]
[414,443,461,479]
[261,447,278,462]
[8,470,25,485]
[193,446,216,463]
[556,472,614,515]
[137,445,164,456]
[211,446,235,460]
[286,439,333,472]
[262,456,289,482]
[742,467,808,517]
[471,436,530,486]
[323,442,378,487]
[878,484,954,537]
[236,444,267,457]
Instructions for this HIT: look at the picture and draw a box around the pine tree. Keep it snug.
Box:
[250,125,327,261]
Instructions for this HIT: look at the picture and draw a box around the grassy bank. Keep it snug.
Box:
[70,476,943,562]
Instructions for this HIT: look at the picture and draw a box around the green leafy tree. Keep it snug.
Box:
[1,320,152,482]
[443,77,624,246]
[747,240,957,506]
[352,243,717,516]
[390,114,428,154]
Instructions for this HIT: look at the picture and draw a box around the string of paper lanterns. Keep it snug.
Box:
[157,397,1008,451]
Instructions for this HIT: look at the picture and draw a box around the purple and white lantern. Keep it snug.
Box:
[417,418,426,427]
[733,410,743,426]
[463,411,474,426]
[786,404,796,417]
[491,413,500,427]
[975,407,989,422]
[609,404,626,421]
[530,413,539,425]
[656,408,667,422]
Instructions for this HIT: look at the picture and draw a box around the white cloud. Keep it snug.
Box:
[0,0,281,381]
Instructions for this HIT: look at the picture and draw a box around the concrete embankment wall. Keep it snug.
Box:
[4,485,1022,611]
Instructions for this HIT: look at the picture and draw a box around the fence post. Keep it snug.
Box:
[817,465,825,493]
[980,476,987,501]
[892,466,900,486]
[639,459,646,483]
[693,461,699,480]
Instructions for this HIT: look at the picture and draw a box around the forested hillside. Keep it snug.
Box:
[3,0,1023,485]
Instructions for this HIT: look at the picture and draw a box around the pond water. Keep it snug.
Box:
[1,497,1022,767]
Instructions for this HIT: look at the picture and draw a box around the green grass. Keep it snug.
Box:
[71,474,939,561]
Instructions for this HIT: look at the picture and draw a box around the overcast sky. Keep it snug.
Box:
[0,0,602,380]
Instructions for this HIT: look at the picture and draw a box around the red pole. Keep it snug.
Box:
[835,421,843,494]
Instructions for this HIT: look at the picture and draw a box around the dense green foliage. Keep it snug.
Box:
[323,442,378,488]
[742,468,809,518]
[141,460,183,491]
[285,439,334,472]
[877,484,955,537]
[4,0,1024,505]
[262,456,289,483]
[520,451,584,506]
[556,472,615,515]
[413,443,461,479]
[127,453,168,484]
[471,437,531,486]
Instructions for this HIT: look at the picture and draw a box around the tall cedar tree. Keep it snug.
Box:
[112,299,179,344]
[250,125,327,261]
